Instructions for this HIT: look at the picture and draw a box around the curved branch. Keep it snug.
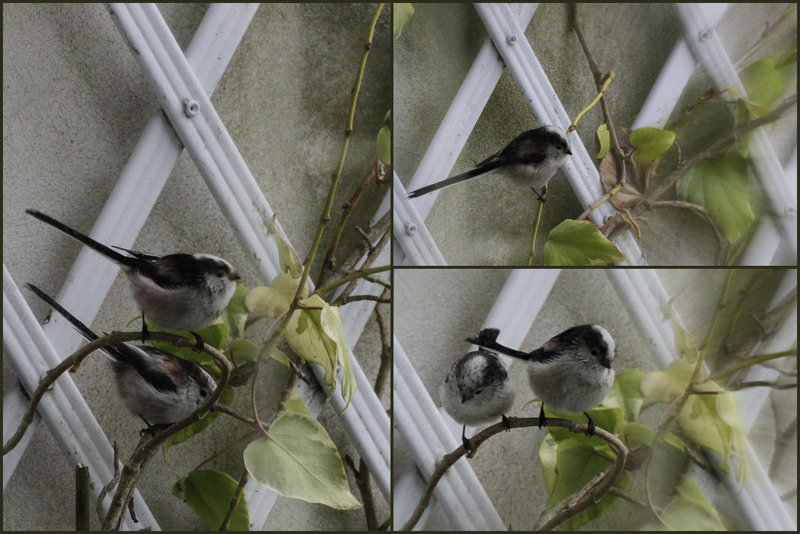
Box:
[399,416,628,531]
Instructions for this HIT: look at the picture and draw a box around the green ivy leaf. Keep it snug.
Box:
[542,438,627,529]
[543,219,625,266]
[273,215,303,278]
[172,470,250,530]
[220,284,249,339]
[393,3,414,41]
[377,110,391,165]
[640,358,695,403]
[678,389,747,479]
[227,338,261,363]
[645,476,726,530]
[243,413,362,510]
[162,411,222,458]
[546,406,624,452]
[595,123,610,159]
[245,273,305,319]
[630,126,675,163]
[603,369,645,422]
[149,322,230,370]
[622,422,655,447]
[741,58,784,108]
[286,389,312,417]
[538,435,559,496]
[672,315,698,363]
[677,154,755,243]
[285,294,356,408]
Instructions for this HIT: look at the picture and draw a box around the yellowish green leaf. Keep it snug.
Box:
[243,413,362,510]
[543,219,625,266]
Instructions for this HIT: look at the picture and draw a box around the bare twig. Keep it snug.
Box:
[705,349,796,383]
[96,441,122,525]
[527,185,548,266]
[373,294,391,399]
[339,294,392,305]
[319,159,386,284]
[315,265,390,301]
[294,2,385,308]
[346,455,379,530]
[76,464,91,531]
[219,470,249,531]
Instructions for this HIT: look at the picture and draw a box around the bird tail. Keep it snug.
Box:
[407,163,499,199]
[26,210,134,267]
[25,283,99,342]
[24,283,129,363]
[467,328,531,360]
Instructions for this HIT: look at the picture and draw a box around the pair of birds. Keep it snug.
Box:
[440,324,616,452]
[25,209,241,426]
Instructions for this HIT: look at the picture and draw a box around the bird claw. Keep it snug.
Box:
[501,414,511,432]
[190,332,205,352]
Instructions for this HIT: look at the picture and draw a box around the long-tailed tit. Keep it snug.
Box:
[407,125,572,200]
[26,283,217,426]
[26,210,240,339]
[468,325,615,436]
[440,349,515,453]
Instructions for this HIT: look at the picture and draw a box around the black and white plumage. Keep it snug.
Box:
[468,325,615,436]
[407,125,572,199]
[26,283,216,425]
[26,209,240,333]
[440,349,515,452]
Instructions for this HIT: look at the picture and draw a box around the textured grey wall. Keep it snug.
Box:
[3,3,390,530]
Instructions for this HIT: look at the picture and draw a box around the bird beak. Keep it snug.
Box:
[230,272,242,281]
[566,148,573,155]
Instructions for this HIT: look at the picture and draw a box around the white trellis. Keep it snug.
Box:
[3,3,389,529]
[393,3,797,266]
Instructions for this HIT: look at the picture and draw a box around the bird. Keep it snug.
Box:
[26,283,217,426]
[440,349,515,454]
[468,325,615,436]
[26,209,240,347]
[407,125,572,200]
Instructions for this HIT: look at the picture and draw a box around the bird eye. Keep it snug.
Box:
[215,270,225,278]
[199,389,208,398]
[591,349,599,356]
[473,388,484,395]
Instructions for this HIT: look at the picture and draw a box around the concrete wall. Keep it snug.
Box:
[3,3,390,530]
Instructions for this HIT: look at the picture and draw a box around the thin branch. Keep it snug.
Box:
[527,185,548,266]
[319,159,386,284]
[705,349,797,383]
[75,464,91,531]
[373,294,391,400]
[339,294,392,305]
[346,455,379,530]
[643,200,727,261]
[294,2,385,306]
[332,209,391,283]
[219,470,249,531]
[315,265,390,300]
[399,416,628,531]
[96,441,122,525]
